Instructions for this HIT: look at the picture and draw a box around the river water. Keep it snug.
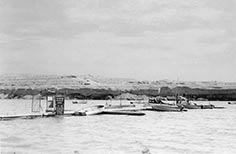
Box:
[0,100,236,154]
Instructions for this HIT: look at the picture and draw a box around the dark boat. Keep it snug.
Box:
[72,101,78,104]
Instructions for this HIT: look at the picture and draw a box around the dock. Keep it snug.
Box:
[0,105,151,120]
[102,110,145,116]
[0,113,53,121]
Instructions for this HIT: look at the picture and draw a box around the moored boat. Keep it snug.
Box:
[150,103,186,112]
[176,96,222,110]
[148,98,186,112]
[180,101,225,109]
[72,101,78,104]
[196,104,225,109]
[197,104,214,109]
[228,102,236,105]
[177,101,200,109]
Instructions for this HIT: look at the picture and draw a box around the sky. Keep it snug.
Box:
[0,0,236,82]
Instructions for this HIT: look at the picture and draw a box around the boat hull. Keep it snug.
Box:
[151,104,185,112]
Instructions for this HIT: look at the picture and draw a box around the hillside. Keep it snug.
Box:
[0,74,236,100]
[1,74,236,90]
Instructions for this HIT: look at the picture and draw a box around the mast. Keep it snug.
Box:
[175,77,179,105]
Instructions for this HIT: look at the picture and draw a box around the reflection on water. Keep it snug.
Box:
[0,100,236,154]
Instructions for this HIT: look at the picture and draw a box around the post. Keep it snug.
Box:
[31,95,34,112]
[55,95,65,115]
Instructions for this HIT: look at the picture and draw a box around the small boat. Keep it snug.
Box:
[175,96,199,109]
[148,98,186,112]
[72,105,104,116]
[181,104,200,109]
[176,96,225,110]
[213,106,225,109]
[228,102,236,105]
[196,104,225,109]
[177,101,200,109]
[196,104,214,109]
[150,103,186,112]
[72,101,78,104]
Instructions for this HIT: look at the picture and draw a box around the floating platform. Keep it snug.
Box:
[0,106,147,120]
[213,106,225,109]
[0,112,56,121]
[104,104,136,109]
[72,105,148,116]
[72,110,103,116]
[102,110,145,116]
[0,110,78,121]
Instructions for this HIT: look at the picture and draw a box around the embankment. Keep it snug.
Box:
[1,75,236,100]
[0,87,236,100]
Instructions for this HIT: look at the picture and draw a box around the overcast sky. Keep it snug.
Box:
[0,0,235,81]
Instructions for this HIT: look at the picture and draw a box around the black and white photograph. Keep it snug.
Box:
[0,0,236,154]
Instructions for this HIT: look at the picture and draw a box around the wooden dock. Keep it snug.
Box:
[0,111,77,121]
[0,105,152,121]
[0,113,52,121]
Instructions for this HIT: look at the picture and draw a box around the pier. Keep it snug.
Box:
[0,94,149,121]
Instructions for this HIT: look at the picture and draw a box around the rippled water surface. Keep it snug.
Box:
[0,100,236,154]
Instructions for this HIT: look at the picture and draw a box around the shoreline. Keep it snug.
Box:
[1,75,236,101]
[0,87,236,101]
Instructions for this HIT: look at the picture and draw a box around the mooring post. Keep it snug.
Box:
[55,95,65,115]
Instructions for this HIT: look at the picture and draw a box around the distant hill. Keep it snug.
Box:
[0,74,236,100]
[0,74,236,90]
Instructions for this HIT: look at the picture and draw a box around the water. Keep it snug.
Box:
[0,100,236,154]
